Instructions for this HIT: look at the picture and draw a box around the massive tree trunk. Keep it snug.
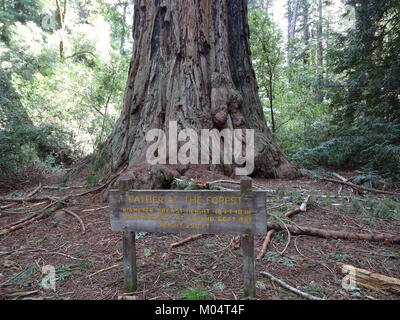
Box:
[104,0,299,181]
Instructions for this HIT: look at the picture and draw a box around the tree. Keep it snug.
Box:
[301,0,310,65]
[249,9,283,137]
[298,0,400,177]
[288,0,301,64]
[102,0,299,180]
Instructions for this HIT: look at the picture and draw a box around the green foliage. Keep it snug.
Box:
[249,9,283,134]
[85,175,99,189]
[247,2,400,183]
[171,179,189,190]
[275,185,286,198]
[291,118,400,180]
[0,0,130,185]
[262,251,297,267]
[302,281,334,299]
[291,0,400,180]
[249,6,331,162]
[348,197,400,220]
[179,286,211,300]
[55,264,80,281]
[8,264,39,287]
[0,123,72,184]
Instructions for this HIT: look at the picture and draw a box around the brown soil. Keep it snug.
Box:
[1,172,399,300]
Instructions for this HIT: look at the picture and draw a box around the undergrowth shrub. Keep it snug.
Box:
[290,118,400,183]
[0,123,75,187]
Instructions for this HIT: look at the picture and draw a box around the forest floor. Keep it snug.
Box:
[0,171,400,300]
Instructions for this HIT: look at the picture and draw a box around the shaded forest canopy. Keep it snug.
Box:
[0,0,399,189]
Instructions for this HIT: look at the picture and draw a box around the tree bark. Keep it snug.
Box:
[104,0,300,180]
[120,1,128,56]
[316,0,324,102]
[56,0,67,59]
[288,0,300,64]
[302,0,310,65]
[317,0,323,68]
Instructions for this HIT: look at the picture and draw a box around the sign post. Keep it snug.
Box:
[240,177,256,299]
[110,177,267,297]
[119,178,137,292]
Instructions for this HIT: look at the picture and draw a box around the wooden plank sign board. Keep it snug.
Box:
[109,190,267,236]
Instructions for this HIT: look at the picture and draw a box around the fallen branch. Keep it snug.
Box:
[1,290,39,298]
[33,250,84,261]
[0,165,127,205]
[87,263,121,278]
[0,195,66,203]
[170,234,203,248]
[63,209,85,234]
[74,166,127,198]
[322,178,400,197]
[43,185,84,190]
[260,271,323,300]
[267,222,400,244]
[0,212,48,236]
[26,183,42,198]
[340,264,400,295]
[0,203,61,236]
[206,180,267,191]
[257,195,311,260]
[0,203,15,210]
[332,173,348,182]
[0,184,41,206]
[269,213,291,255]
[82,206,109,212]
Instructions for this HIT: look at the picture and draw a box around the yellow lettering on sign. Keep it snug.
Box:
[205,196,241,206]
[184,196,203,205]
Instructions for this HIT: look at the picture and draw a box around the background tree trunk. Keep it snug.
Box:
[104,0,299,180]
[120,1,128,56]
[288,0,300,65]
[316,0,324,102]
[302,0,310,65]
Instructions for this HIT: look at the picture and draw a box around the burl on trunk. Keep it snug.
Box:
[105,0,299,180]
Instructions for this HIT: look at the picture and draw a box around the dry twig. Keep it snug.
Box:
[260,271,324,300]
[257,195,311,260]
[170,234,203,248]
[63,209,85,233]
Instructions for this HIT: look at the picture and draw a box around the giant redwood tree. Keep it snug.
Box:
[103,0,300,181]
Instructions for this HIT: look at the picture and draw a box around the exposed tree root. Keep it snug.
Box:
[267,222,400,244]
[257,195,311,260]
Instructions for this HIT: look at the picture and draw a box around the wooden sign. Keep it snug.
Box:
[109,190,267,235]
[109,177,266,298]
